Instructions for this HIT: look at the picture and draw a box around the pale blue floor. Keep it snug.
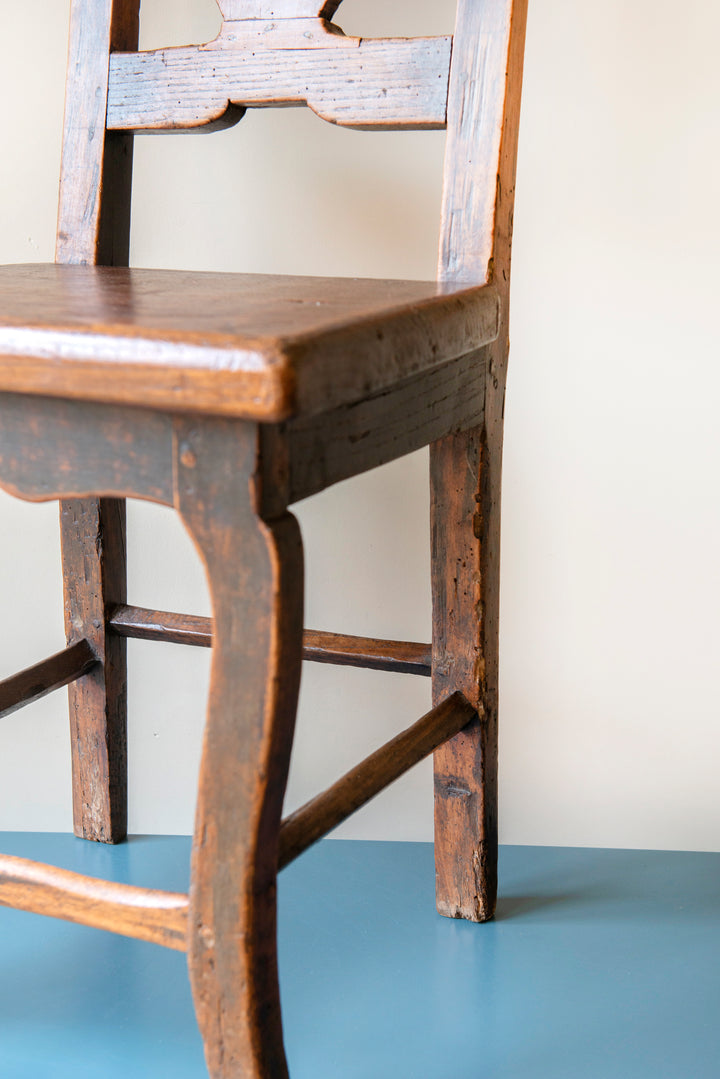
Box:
[0,835,718,1078]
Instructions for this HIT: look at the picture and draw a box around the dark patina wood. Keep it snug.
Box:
[0,266,498,421]
[0,394,171,845]
[279,347,488,502]
[432,0,528,922]
[176,418,303,1079]
[108,606,215,648]
[0,640,97,720]
[0,0,528,1072]
[0,393,174,506]
[301,630,431,676]
[55,0,140,844]
[61,498,129,844]
[108,605,432,676]
[279,692,476,870]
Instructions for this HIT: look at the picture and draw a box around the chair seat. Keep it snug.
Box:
[0,265,499,420]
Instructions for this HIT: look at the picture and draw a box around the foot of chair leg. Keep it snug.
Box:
[176,419,303,1078]
[433,710,498,923]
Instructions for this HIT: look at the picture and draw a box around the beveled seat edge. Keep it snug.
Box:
[0,281,499,422]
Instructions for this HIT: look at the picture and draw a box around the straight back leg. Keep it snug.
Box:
[431,407,500,923]
[432,0,527,923]
[61,497,128,843]
[55,0,139,844]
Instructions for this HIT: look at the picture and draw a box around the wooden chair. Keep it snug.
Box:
[0,0,527,1074]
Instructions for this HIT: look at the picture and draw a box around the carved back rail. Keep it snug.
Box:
[107,8,452,133]
[57,0,525,291]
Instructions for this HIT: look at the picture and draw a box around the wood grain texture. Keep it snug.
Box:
[107,605,431,676]
[56,0,139,846]
[279,692,477,870]
[176,419,303,1079]
[216,16,345,48]
[0,0,531,1066]
[108,32,451,132]
[0,393,171,842]
[0,266,498,421]
[432,0,528,922]
[431,428,496,920]
[301,630,430,676]
[108,606,215,648]
[0,853,188,950]
[282,347,487,502]
[0,393,174,507]
[61,498,128,844]
[0,641,97,720]
[56,0,139,267]
[438,0,520,285]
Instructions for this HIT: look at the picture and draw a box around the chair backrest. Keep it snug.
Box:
[56,0,527,292]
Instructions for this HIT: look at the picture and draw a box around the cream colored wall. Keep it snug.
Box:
[0,0,718,850]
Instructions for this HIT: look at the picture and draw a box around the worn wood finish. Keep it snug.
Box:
[301,630,430,676]
[0,391,169,848]
[61,499,128,844]
[279,692,476,870]
[108,605,215,648]
[108,32,450,132]
[218,16,343,45]
[432,0,528,923]
[281,347,487,502]
[0,0,529,1067]
[108,605,431,676]
[56,0,140,845]
[0,853,188,950]
[176,419,303,1079]
[56,0,138,267]
[0,393,174,507]
[0,266,498,421]
[0,641,97,720]
[437,0,526,285]
[432,429,497,919]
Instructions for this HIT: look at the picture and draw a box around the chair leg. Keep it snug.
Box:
[431,423,500,923]
[176,419,303,1079]
[60,497,128,843]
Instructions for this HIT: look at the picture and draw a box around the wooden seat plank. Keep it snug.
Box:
[0,265,498,420]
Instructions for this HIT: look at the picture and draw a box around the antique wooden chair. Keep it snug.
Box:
[0,0,527,1074]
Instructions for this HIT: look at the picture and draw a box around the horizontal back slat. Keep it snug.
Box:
[107,27,451,132]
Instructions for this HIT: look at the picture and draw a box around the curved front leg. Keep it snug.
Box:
[175,418,303,1079]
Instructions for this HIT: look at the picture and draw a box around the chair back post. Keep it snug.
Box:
[431,0,528,924]
[55,0,139,845]
[439,0,528,288]
[56,0,140,266]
